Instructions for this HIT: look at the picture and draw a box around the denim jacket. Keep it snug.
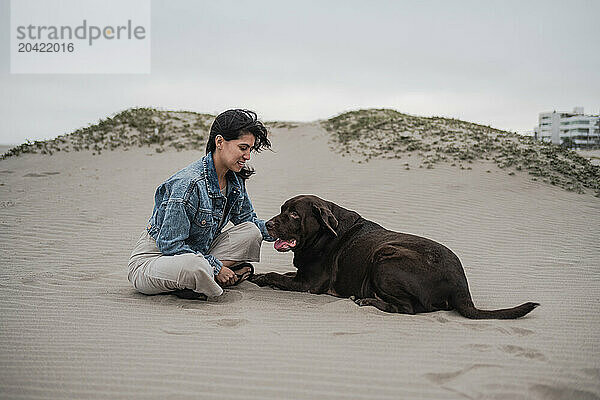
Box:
[146,152,274,275]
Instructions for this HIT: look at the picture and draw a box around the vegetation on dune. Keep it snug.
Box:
[1,108,298,161]
[1,108,214,159]
[322,109,600,196]
[265,121,299,129]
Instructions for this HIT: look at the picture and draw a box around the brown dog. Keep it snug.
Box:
[251,195,539,319]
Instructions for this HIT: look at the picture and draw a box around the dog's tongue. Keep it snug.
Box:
[274,239,296,252]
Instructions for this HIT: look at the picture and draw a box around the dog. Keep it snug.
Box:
[251,195,539,319]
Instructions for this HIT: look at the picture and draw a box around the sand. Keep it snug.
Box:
[1,123,599,399]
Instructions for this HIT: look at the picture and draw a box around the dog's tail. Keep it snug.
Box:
[453,291,539,319]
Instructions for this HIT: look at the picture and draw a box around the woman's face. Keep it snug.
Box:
[216,132,256,173]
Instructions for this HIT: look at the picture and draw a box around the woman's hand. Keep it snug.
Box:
[215,266,237,286]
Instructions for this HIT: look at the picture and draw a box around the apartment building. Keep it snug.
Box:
[534,107,600,148]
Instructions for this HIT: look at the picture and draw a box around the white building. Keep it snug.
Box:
[534,107,600,148]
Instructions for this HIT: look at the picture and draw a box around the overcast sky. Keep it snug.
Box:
[1,0,599,145]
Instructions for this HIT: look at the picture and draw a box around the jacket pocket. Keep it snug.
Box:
[188,210,215,252]
[192,210,214,229]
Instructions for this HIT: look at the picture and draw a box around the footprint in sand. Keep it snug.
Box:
[23,171,60,177]
[463,343,493,352]
[459,322,492,331]
[530,384,600,400]
[160,328,202,336]
[501,345,546,361]
[160,319,248,333]
[424,364,499,384]
[0,201,15,208]
[214,318,248,327]
[509,327,535,336]
[331,330,375,336]
[460,322,536,337]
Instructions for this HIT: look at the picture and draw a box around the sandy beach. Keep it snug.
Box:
[1,121,599,399]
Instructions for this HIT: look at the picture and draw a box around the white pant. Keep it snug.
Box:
[128,221,262,297]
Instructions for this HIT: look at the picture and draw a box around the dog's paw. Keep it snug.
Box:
[353,297,369,306]
[249,273,268,286]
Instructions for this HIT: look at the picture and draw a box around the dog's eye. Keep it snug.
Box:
[289,211,300,219]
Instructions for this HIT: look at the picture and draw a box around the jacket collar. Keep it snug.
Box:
[202,152,242,198]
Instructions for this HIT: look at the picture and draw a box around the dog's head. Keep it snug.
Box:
[266,195,339,252]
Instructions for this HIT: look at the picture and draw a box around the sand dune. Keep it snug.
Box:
[1,122,599,399]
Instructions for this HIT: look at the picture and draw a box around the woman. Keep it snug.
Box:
[128,109,274,300]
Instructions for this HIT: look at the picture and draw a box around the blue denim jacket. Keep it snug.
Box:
[146,152,274,275]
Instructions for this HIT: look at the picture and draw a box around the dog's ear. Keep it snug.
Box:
[312,204,338,237]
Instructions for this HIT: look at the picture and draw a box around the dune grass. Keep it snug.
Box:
[1,108,214,159]
[1,108,302,160]
[322,109,600,196]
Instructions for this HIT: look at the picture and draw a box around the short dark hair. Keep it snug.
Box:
[206,109,271,180]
